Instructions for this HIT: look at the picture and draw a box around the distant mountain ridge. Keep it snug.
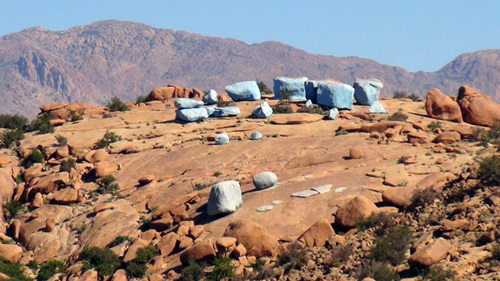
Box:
[0,20,498,118]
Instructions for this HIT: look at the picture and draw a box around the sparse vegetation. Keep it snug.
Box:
[356,212,397,236]
[23,148,44,167]
[325,243,353,267]
[273,89,294,114]
[427,121,442,131]
[194,183,208,190]
[135,95,147,105]
[55,135,68,146]
[1,129,25,148]
[393,91,406,99]
[69,110,83,122]
[407,93,419,102]
[28,113,54,134]
[59,158,76,172]
[182,259,206,281]
[108,236,130,248]
[0,114,28,130]
[4,200,25,219]
[208,257,235,281]
[96,130,122,148]
[297,105,325,115]
[491,242,500,261]
[0,258,32,281]
[278,243,309,274]
[370,225,413,265]
[97,175,119,194]
[419,265,456,281]
[478,156,500,186]
[407,188,441,212]
[125,245,159,278]
[257,81,272,95]
[107,97,129,112]
[357,261,400,281]
[387,111,408,122]
[37,260,65,281]
[213,171,222,177]
[80,247,120,277]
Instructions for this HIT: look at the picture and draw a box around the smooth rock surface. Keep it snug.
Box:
[174,98,204,109]
[253,171,278,190]
[212,106,240,117]
[353,78,383,105]
[176,108,209,122]
[203,89,218,105]
[425,88,463,122]
[225,81,261,101]
[207,180,243,216]
[273,77,308,101]
[214,134,230,145]
[369,101,389,114]
[327,108,339,120]
[250,132,262,140]
[252,102,273,118]
[317,81,354,109]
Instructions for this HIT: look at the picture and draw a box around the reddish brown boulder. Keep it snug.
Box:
[349,147,365,159]
[180,241,216,265]
[425,89,463,122]
[123,239,149,262]
[158,232,178,257]
[40,103,67,112]
[408,238,452,266]
[0,244,23,263]
[94,161,117,178]
[298,218,335,247]
[223,220,280,258]
[335,196,378,228]
[146,87,176,101]
[434,131,461,144]
[168,84,184,97]
[457,86,500,126]
[192,88,205,99]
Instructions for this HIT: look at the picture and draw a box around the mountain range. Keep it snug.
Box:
[0,20,498,118]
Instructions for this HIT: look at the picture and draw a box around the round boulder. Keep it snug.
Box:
[349,147,365,159]
[215,134,230,145]
[207,180,243,216]
[253,171,278,190]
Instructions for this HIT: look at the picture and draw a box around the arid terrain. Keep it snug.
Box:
[0,81,498,281]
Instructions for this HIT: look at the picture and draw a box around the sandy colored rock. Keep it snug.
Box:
[111,269,128,281]
[382,187,415,207]
[31,192,44,208]
[178,236,193,249]
[407,131,431,144]
[457,85,500,126]
[0,155,12,168]
[425,88,463,122]
[189,225,204,239]
[123,238,149,262]
[335,196,378,228]
[80,269,98,281]
[0,244,23,263]
[349,147,364,159]
[434,131,461,144]
[94,161,117,177]
[158,232,178,257]
[223,220,280,258]
[408,238,452,267]
[180,241,216,265]
[138,175,155,185]
[150,216,173,232]
[147,87,176,101]
[40,103,67,112]
[52,187,80,204]
[269,113,323,125]
[298,218,335,247]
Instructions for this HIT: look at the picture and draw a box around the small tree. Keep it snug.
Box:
[107,97,129,112]
[28,113,54,134]
[135,95,147,105]
[1,129,25,148]
[96,130,122,148]
[80,247,120,277]
[55,135,68,146]
[257,81,272,95]
[0,114,28,130]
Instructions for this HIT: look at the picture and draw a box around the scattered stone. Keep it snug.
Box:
[273,76,308,101]
[256,205,273,212]
[250,132,263,140]
[95,161,117,177]
[0,244,23,263]
[203,89,218,105]
[214,133,230,145]
[369,101,389,114]
[312,184,332,194]
[178,236,193,249]
[425,88,463,122]
[305,99,313,108]
[189,225,205,239]
[252,102,273,118]
[272,200,282,205]
[407,131,431,144]
[158,232,178,257]
[349,147,365,159]
[335,195,378,228]
[176,108,209,122]
[353,78,383,105]
[291,189,319,198]
[317,81,354,109]
[327,108,339,120]
[334,187,347,193]
[225,81,261,101]
[138,175,155,185]
[224,220,280,258]
[207,180,243,216]
[253,171,278,190]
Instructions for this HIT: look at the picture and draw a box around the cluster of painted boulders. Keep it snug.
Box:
[175,96,241,122]
[426,86,500,126]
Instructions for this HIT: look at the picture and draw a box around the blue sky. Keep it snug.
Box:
[1,1,499,72]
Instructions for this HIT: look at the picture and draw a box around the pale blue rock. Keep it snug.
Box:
[215,133,230,145]
[327,108,339,120]
[253,171,278,190]
[317,81,354,109]
[273,76,308,101]
[224,81,261,101]
[207,180,243,216]
[212,106,240,117]
[174,98,204,109]
[252,101,273,118]
[176,108,209,122]
[369,101,389,114]
[304,80,318,103]
[203,89,218,105]
[250,132,262,140]
[203,105,216,116]
[353,78,384,105]
[305,99,313,108]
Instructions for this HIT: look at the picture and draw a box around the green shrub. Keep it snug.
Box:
[407,188,441,212]
[357,261,400,281]
[23,149,44,168]
[356,212,396,236]
[80,247,120,277]
[37,260,65,281]
[478,122,500,147]
[69,110,83,122]
[181,259,206,281]
[478,156,500,186]
[125,261,147,278]
[55,135,67,146]
[370,226,413,266]
[273,103,294,114]
[134,245,158,264]
[407,93,419,102]
[124,244,159,278]
[108,236,130,248]
[1,129,25,148]
[135,95,147,105]
[278,243,309,274]
[0,258,32,281]
[491,242,500,260]
[28,114,54,134]
[427,121,442,132]
[4,200,25,219]
[393,91,406,99]
[96,130,122,148]
[387,112,408,122]
[0,114,28,130]
[257,81,272,95]
[325,243,353,267]
[208,257,235,281]
[419,265,456,281]
[107,97,129,112]
[213,171,222,177]
[297,105,325,115]
[59,158,76,173]
[97,175,119,194]
[194,183,208,190]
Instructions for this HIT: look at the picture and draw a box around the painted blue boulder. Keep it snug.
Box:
[304,80,318,103]
[250,132,262,140]
[252,101,273,118]
[174,98,204,109]
[224,81,261,101]
[327,108,339,120]
[207,180,242,216]
[203,89,218,105]
[353,78,383,105]
[203,105,216,116]
[273,77,308,101]
[369,101,389,114]
[317,81,354,110]
[212,106,240,117]
[215,133,230,145]
[176,108,209,122]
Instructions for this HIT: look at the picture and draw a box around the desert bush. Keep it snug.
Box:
[491,242,500,260]
[125,261,147,278]
[393,91,406,99]
[80,247,120,277]
[407,93,419,102]
[107,97,129,112]
[356,212,397,236]
[69,110,83,122]
[125,245,159,278]
[55,135,67,146]
[407,188,441,212]
[427,121,442,132]
[96,130,122,148]
[419,265,456,281]
[37,260,65,281]
[325,243,353,267]
[28,113,54,134]
[4,200,25,219]
[1,129,25,148]
[108,236,130,248]
[134,245,159,264]
[478,156,500,186]
[23,149,44,167]
[194,183,208,190]
[387,111,408,122]
[59,158,76,172]
[135,95,147,105]
[357,261,400,281]
[97,175,119,194]
[278,243,309,274]
[370,226,413,265]
[182,259,206,281]
[208,257,235,281]
[0,258,32,281]
[297,105,325,115]
[0,114,28,130]
[257,81,272,95]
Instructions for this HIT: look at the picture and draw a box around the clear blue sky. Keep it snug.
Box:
[1,1,499,72]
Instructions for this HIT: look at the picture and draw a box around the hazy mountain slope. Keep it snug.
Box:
[0,20,498,118]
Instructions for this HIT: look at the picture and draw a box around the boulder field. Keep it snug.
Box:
[0,82,498,280]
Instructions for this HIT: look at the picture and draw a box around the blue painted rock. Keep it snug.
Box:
[174,98,204,109]
[212,106,240,117]
[215,133,230,145]
[224,81,261,101]
[207,180,243,216]
[304,80,318,103]
[203,89,218,105]
[203,105,217,116]
[176,108,209,122]
[250,132,263,140]
[273,77,308,101]
[317,81,354,109]
[369,101,389,114]
[327,108,339,120]
[252,101,273,118]
[253,171,278,190]
[353,78,383,105]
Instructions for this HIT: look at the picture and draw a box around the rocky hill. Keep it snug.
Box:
[0,20,499,118]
